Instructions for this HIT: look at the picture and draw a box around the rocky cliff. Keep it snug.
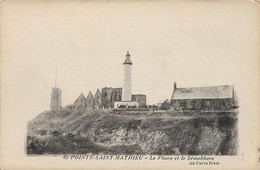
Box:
[27,110,238,155]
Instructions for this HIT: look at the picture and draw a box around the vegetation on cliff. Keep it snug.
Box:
[27,109,238,155]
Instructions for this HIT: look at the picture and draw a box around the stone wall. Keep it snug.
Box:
[94,89,102,109]
[101,88,113,108]
[73,88,122,110]
[101,87,122,108]
[74,93,87,110]
[132,94,147,107]
[86,92,95,110]
[171,98,233,110]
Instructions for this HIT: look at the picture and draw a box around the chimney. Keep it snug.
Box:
[174,82,177,90]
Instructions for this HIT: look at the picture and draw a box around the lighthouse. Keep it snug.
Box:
[122,51,132,101]
[114,51,139,108]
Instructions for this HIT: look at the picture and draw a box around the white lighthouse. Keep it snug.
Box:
[114,51,139,108]
[122,51,132,101]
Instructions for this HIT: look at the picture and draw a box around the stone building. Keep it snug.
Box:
[74,93,87,110]
[50,87,62,111]
[94,89,102,109]
[171,83,238,111]
[50,70,62,111]
[86,91,95,110]
[72,88,122,110]
[111,88,122,104]
[132,94,147,107]
[101,87,122,108]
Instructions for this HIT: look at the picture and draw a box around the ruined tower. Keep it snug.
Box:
[50,70,62,111]
[122,51,132,101]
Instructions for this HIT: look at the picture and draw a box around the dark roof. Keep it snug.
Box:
[132,94,146,96]
[171,85,234,100]
[113,87,122,90]
[102,87,122,90]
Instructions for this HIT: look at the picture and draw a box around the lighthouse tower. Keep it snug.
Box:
[114,51,139,108]
[122,51,132,101]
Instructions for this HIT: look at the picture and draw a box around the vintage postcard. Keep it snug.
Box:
[1,0,260,169]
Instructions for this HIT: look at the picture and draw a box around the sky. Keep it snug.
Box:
[1,0,260,120]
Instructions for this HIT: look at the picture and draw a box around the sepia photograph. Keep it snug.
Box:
[1,0,260,169]
[27,51,239,156]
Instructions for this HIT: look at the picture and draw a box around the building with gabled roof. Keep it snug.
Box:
[170,82,238,111]
[74,93,87,110]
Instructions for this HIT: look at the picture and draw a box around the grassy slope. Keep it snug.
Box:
[27,109,237,155]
